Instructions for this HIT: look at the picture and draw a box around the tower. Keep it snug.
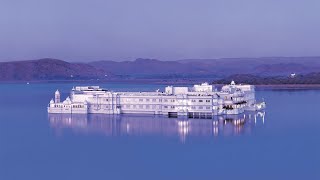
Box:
[55,90,60,103]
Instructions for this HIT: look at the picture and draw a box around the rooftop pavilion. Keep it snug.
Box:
[74,86,107,91]
[165,82,214,95]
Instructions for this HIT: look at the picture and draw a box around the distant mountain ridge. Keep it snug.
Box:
[0,58,110,81]
[89,58,203,76]
[1,57,320,82]
[89,57,320,78]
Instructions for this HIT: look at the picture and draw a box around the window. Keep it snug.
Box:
[206,106,211,109]
[191,100,196,102]
[164,106,168,108]
[146,99,150,102]
[164,99,168,102]
[199,106,203,109]
[199,100,203,102]
[139,99,143,102]
[139,105,143,108]
[206,100,211,102]
[152,99,156,102]
[152,105,156,109]
[171,99,175,102]
[191,106,196,109]
[146,105,150,109]
[171,106,175,109]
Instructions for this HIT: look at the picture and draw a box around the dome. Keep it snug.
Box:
[50,99,54,104]
[63,96,71,104]
[55,90,60,95]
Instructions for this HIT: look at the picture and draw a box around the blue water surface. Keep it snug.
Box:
[0,83,319,180]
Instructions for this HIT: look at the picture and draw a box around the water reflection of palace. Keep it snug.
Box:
[49,112,265,142]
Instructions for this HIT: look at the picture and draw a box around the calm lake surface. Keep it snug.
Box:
[0,83,319,180]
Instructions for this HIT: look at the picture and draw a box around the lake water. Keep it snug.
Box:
[0,83,319,180]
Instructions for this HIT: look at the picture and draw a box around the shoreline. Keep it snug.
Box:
[255,84,320,90]
[2,80,320,89]
[213,84,320,90]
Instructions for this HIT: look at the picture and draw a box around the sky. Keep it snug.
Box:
[1,0,320,62]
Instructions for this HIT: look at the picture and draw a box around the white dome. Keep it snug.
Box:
[55,90,60,95]
[63,96,71,104]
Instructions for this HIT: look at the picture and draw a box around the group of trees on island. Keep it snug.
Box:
[213,73,320,85]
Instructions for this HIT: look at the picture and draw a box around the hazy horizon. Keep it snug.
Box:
[1,0,320,62]
[2,56,320,63]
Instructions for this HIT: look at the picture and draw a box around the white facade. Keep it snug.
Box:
[47,82,266,117]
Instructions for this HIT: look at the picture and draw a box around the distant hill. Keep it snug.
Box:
[90,57,320,78]
[1,57,320,82]
[89,58,206,78]
[0,58,110,81]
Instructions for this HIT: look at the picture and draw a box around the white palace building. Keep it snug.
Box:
[47,81,266,117]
